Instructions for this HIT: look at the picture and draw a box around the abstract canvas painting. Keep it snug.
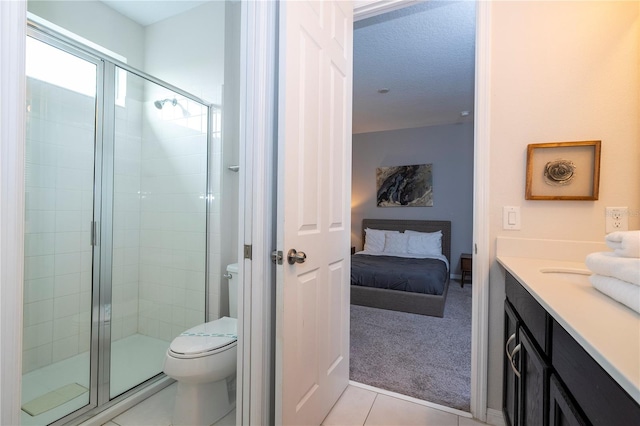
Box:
[376,164,433,207]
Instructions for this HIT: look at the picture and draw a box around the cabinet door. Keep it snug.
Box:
[548,374,587,426]
[503,301,520,426]
[552,319,640,425]
[518,328,549,426]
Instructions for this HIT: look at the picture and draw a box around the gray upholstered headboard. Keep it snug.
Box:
[361,219,452,265]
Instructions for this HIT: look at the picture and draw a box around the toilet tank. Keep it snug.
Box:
[226,263,239,318]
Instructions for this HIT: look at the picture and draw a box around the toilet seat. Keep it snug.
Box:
[169,317,237,359]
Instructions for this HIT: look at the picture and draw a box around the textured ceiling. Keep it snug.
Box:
[353,1,476,134]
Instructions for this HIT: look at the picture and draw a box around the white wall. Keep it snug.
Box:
[144,1,225,102]
[27,0,145,68]
[144,1,233,321]
[485,0,640,410]
[352,122,474,274]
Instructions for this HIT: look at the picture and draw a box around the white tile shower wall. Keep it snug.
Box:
[23,79,95,373]
[138,102,208,342]
[111,97,143,342]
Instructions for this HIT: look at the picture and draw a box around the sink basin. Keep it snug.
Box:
[539,267,591,285]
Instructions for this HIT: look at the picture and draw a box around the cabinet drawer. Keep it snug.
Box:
[506,272,550,356]
[552,320,640,425]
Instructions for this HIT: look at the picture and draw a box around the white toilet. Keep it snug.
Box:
[163,263,239,426]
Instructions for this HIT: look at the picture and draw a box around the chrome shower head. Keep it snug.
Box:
[154,98,178,110]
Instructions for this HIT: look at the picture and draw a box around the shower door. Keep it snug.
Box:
[105,66,209,400]
[23,25,210,425]
[22,32,101,426]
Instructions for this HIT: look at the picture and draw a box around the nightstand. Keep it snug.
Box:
[460,253,472,287]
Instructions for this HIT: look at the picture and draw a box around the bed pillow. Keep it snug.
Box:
[383,232,409,253]
[404,229,443,236]
[407,230,442,256]
[364,228,398,252]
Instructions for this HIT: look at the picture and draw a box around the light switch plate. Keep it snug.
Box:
[503,206,521,230]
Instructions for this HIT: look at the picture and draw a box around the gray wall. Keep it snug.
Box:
[351,122,474,276]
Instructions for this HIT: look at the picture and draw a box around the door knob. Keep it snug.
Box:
[287,249,307,265]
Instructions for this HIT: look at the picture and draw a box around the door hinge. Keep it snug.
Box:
[271,250,283,265]
[244,244,253,260]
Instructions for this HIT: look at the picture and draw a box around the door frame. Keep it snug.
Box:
[236,1,278,425]
[0,1,27,424]
[239,0,492,424]
[471,2,491,422]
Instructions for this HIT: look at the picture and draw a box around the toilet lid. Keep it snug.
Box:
[169,317,237,356]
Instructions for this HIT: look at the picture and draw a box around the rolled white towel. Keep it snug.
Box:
[589,274,640,314]
[585,252,640,286]
[605,230,640,258]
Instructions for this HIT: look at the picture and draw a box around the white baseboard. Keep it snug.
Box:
[349,381,472,418]
[485,408,505,426]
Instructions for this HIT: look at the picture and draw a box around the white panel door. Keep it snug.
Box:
[275,0,353,425]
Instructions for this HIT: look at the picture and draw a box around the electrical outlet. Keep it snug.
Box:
[605,207,629,233]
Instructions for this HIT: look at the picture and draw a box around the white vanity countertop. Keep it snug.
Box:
[497,255,640,404]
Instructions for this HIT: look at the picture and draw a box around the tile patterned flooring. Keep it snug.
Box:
[102,383,235,426]
[323,384,488,426]
[103,381,488,426]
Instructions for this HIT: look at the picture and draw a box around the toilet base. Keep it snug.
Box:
[172,377,235,426]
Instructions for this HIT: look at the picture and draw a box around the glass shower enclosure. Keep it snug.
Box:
[22,23,212,425]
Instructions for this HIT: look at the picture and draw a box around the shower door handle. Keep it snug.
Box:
[91,221,100,246]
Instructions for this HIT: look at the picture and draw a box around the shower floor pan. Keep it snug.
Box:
[21,333,169,426]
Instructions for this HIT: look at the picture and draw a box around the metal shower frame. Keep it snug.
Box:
[26,19,215,426]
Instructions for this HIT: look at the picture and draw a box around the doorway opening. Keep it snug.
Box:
[349,0,476,413]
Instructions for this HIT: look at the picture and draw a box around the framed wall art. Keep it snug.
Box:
[525,140,601,200]
[376,163,433,207]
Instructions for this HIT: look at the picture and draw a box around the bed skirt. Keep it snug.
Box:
[350,280,450,317]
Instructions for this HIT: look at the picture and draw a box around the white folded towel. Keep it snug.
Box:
[605,230,640,258]
[585,252,640,286]
[590,274,640,314]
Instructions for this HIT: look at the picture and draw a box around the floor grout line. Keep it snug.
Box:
[362,392,378,426]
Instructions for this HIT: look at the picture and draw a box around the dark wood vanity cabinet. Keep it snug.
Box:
[552,317,640,425]
[503,271,639,426]
[503,302,519,426]
[503,272,551,426]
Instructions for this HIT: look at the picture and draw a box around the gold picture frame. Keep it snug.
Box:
[525,140,601,200]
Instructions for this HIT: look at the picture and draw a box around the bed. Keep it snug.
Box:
[350,219,451,317]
